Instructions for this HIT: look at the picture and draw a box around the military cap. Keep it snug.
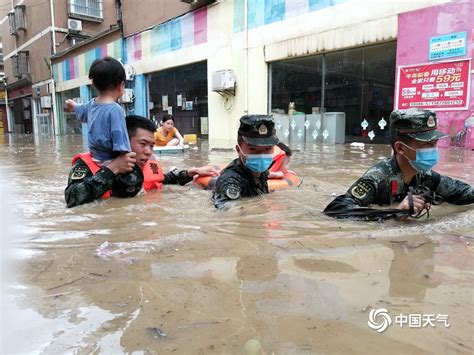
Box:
[238,114,279,146]
[389,109,448,142]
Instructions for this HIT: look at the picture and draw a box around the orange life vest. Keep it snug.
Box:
[194,145,300,191]
[142,159,164,191]
[71,153,112,199]
[269,146,287,173]
[71,153,165,196]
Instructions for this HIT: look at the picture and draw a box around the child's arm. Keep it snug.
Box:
[66,99,88,123]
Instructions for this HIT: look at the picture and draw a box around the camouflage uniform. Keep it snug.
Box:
[213,158,270,209]
[212,115,279,209]
[324,109,473,215]
[324,156,473,212]
[65,158,193,208]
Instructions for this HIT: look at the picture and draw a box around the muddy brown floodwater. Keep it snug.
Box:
[0,134,473,354]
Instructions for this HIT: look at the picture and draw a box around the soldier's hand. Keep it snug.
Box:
[268,171,284,179]
[398,195,430,214]
[108,152,137,174]
[188,165,220,177]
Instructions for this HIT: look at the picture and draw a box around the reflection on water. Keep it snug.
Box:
[0,134,473,354]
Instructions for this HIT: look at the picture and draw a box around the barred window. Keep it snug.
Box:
[11,55,20,77]
[68,0,103,20]
[15,5,27,31]
[8,11,17,36]
[18,51,29,76]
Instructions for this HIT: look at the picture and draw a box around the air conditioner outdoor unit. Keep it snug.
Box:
[40,96,52,109]
[68,18,82,32]
[212,70,235,94]
[120,88,134,103]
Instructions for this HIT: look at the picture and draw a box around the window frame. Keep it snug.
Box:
[67,0,104,22]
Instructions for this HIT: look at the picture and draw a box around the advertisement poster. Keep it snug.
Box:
[429,31,466,61]
[396,59,470,111]
[162,95,168,111]
[177,94,182,107]
[186,101,193,111]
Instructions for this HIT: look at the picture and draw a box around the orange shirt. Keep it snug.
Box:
[154,127,178,146]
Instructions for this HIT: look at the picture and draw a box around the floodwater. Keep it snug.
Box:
[0,134,473,354]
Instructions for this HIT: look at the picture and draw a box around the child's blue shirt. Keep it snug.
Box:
[75,99,131,162]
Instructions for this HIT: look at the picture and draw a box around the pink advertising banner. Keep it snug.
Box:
[396,59,471,111]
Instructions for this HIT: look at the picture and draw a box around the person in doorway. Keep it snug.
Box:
[65,115,218,208]
[213,115,279,209]
[65,56,132,166]
[154,114,185,147]
[324,109,473,219]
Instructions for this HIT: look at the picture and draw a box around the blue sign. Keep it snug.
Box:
[429,31,467,61]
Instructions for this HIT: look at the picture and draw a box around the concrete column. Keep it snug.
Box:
[79,85,90,149]
[132,74,147,117]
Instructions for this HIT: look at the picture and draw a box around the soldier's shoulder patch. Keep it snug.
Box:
[225,185,241,200]
[71,166,88,180]
[350,180,372,200]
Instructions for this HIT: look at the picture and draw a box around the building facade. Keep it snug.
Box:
[1,0,120,134]
[4,0,473,149]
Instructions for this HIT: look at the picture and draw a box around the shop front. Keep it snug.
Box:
[7,83,33,134]
[270,41,396,143]
[148,61,208,136]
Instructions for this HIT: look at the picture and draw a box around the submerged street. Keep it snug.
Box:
[1,135,473,354]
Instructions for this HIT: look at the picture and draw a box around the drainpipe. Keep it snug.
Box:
[49,0,58,134]
[244,0,248,114]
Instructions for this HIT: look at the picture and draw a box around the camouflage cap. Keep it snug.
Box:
[238,114,279,146]
[389,109,448,142]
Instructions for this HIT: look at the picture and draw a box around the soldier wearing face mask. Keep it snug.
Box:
[213,115,279,209]
[324,109,473,216]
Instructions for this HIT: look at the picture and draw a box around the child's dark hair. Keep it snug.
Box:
[277,142,292,157]
[88,56,126,92]
[126,115,157,137]
[161,114,175,124]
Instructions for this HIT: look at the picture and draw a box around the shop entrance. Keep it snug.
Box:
[270,42,396,143]
[148,61,208,136]
[12,97,33,134]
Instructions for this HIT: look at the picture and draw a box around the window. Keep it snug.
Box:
[18,51,29,76]
[14,5,26,31]
[11,55,20,77]
[8,11,17,36]
[68,0,103,21]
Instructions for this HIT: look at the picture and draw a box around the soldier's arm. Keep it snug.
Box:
[163,168,193,186]
[324,177,378,213]
[64,159,115,208]
[213,172,244,209]
[435,174,474,205]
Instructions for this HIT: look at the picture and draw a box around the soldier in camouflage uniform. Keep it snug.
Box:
[65,115,217,208]
[213,115,279,209]
[324,109,473,217]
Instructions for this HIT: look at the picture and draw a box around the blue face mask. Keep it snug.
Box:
[238,145,273,173]
[402,143,439,172]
